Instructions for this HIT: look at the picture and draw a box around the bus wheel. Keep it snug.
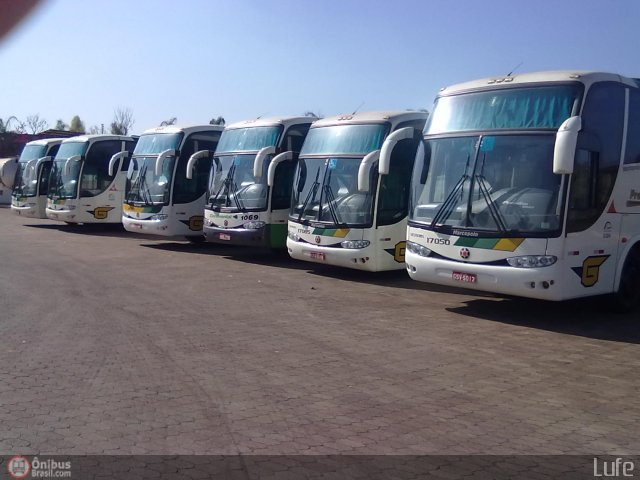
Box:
[611,246,640,313]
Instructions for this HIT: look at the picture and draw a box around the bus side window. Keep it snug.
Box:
[81,140,122,197]
[271,158,297,210]
[281,124,311,153]
[377,136,419,226]
[566,82,624,233]
[625,88,640,165]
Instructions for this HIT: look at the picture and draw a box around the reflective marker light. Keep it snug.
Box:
[243,221,265,230]
[506,255,557,268]
[340,240,370,249]
[406,241,432,257]
[149,214,169,221]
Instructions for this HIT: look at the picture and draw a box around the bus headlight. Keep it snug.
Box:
[149,214,168,221]
[406,241,431,257]
[243,221,265,230]
[340,240,370,249]
[506,255,557,268]
[288,231,300,242]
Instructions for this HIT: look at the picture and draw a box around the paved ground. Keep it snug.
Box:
[0,206,639,456]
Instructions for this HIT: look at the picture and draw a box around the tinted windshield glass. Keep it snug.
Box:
[13,146,47,197]
[300,124,388,156]
[410,135,562,235]
[216,126,282,153]
[134,133,183,155]
[290,157,375,227]
[48,142,88,199]
[18,145,47,162]
[125,156,175,205]
[427,85,581,134]
[208,154,268,211]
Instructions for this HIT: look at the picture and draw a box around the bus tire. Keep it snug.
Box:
[610,245,640,313]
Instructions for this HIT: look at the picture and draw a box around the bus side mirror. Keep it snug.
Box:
[254,146,276,179]
[63,155,82,175]
[553,116,581,175]
[155,149,176,176]
[357,150,380,192]
[186,150,212,179]
[0,157,18,188]
[35,156,52,170]
[379,127,414,175]
[108,151,129,176]
[267,151,294,187]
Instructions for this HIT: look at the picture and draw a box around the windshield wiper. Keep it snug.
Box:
[126,163,145,203]
[322,185,346,227]
[297,167,322,222]
[475,174,507,232]
[430,174,468,227]
[211,163,237,208]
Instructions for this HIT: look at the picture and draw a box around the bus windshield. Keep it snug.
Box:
[290,157,374,227]
[216,126,282,153]
[300,124,388,155]
[126,156,175,205]
[410,134,562,235]
[427,85,581,134]
[49,142,89,199]
[14,145,47,196]
[208,154,268,212]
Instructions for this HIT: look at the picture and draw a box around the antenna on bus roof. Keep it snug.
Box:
[352,101,365,115]
[507,62,523,77]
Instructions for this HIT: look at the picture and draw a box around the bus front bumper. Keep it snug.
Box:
[287,238,381,272]
[204,224,271,247]
[122,216,174,236]
[405,251,565,301]
[11,203,40,218]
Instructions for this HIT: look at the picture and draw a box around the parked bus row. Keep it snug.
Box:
[4,70,640,312]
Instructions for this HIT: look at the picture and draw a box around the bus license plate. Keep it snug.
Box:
[309,251,325,261]
[130,223,143,229]
[219,233,231,241]
[452,271,477,283]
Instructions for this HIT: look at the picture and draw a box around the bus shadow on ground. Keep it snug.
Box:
[23,223,163,240]
[448,297,640,344]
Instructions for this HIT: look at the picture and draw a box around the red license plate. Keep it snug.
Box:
[309,251,325,260]
[130,223,143,229]
[219,233,231,241]
[452,271,477,283]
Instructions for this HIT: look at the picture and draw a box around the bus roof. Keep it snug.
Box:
[310,110,429,129]
[24,138,65,147]
[224,116,316,131]
[439,70,639,96]
[60,134,135,143]
[140,125,225,136]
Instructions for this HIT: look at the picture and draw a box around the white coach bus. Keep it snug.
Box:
[202,116,314,248]
[11,138,63,217]
[46,135,137,224]
[287,111,428,271]
[406,71,640,311]
[122,125,223,239]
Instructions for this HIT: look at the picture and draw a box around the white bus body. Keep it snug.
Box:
[10,138,63,218]
[46,135,137,224]
[406,71,640,310]
[287,111,428,271]
[203,116,314,248]
[0,157,18,204]
[122,125,223,238]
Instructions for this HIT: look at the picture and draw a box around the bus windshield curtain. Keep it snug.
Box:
[428,86,577,134]
[300,125,387,156]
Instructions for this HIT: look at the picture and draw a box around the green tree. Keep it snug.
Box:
[54,119,68,130]
[69,115,85,133]
[209,116,225,126]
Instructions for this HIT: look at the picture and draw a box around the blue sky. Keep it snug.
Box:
[0,0,638,134]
